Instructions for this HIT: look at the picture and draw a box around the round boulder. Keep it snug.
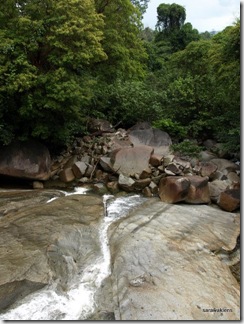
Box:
[0,140,51,181]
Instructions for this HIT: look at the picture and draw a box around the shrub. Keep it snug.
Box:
[171,140,204,158]
[152,118,187,140]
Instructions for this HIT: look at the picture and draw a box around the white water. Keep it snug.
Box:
[0,191,146,321]
[46,186,90,203]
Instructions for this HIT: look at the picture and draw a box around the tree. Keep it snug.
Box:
[153,20,240,153]
[157,39,215,139]
[93,0,148,82]
[141,27,155,42]
[0,0,107,146]
[208,20,240,152]
[156,3,186,33]
[131,0,150,14]
[175,22,200,50]
[154,4,199,54]
[91,78,166,127]
[200,31,213,40]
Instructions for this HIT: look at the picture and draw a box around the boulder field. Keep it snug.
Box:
[0,120,240,212]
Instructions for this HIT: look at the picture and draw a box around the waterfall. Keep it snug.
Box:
[0,191,147,321]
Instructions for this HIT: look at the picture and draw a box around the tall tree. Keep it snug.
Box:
[156,3,186,33]
[0,0,106,146]
[209,20,240,152]
[153,20,240,153]
[93,0,148,81]
[165,39,214,137]
[131,0,150,14]
[154,3,199,54]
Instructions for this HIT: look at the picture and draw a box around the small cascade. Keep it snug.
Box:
[0,191,147,320]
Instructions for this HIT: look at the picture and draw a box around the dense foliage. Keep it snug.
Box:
[0,1,240,155]
[0,0,107,145]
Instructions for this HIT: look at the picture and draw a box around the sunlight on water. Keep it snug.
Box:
[0,193,146,321]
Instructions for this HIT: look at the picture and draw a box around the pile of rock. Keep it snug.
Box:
[47,125,239,212]
[0,120,240,213]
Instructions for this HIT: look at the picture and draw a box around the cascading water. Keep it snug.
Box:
[0,190,147,321]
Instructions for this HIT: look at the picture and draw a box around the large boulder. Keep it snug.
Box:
[159,176,190,203]
[210,158,239,173]
[200,161,218,178]
[0,140,51,181]
[0,193,103,311]
[128,128,172,155]
[108,199,240,320]
[217,189,240,212]
[159,176,210,204]
[111,146,153,177]
[185,176,210,204]
[208,180,229,203]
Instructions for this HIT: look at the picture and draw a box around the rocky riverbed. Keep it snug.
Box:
[0,119,240,320]
[0,187,240,320]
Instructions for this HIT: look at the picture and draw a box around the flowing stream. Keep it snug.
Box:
[0,190,147,321]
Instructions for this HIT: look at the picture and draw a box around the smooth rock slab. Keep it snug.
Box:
[0,194,104,311]
[108,199,240,320]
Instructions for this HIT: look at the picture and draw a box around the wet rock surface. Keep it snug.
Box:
[0,189,240,320]
[0,192,104,311]
[108,199,240,320]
